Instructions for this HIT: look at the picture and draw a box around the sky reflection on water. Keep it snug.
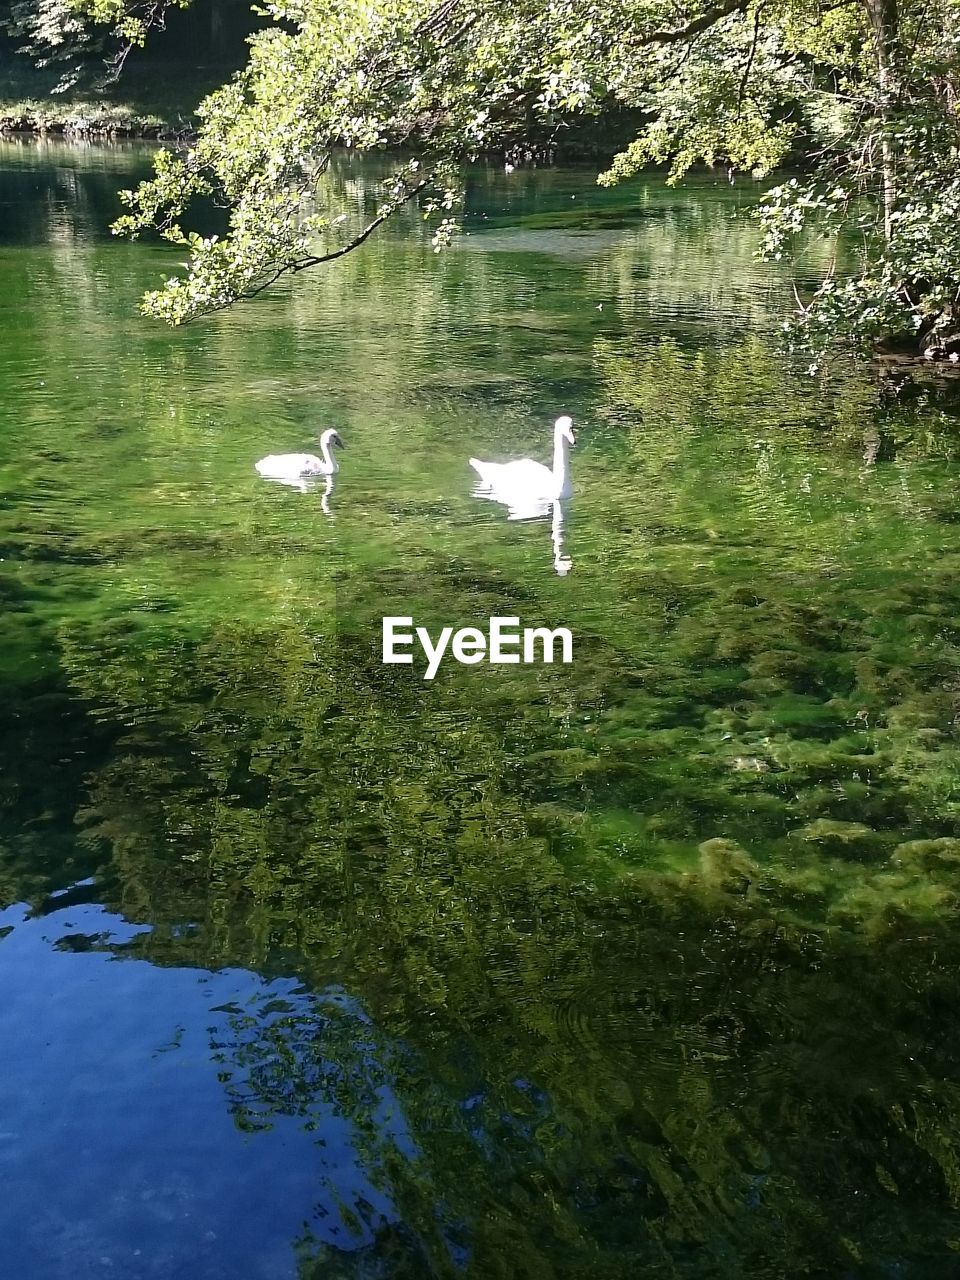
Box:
[0,890,407,1279]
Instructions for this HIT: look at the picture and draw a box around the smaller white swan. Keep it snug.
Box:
[470,416,576,509]
[256,428,345,482]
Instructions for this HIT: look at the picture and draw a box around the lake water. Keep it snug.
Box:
[2,139,960,1278]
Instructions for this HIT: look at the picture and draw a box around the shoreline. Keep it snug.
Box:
[0,103,193,140]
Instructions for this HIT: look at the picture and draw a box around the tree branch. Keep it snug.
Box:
[295,178,431,268]
[737,5,763,110]
[182,178,431,322]
[641,0,749,45]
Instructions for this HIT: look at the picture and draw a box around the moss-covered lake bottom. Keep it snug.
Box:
[3,142,960,1277]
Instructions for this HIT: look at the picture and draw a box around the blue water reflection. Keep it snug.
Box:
[0,889,408,1279]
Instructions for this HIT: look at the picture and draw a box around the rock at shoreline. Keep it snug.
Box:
[0,107,188,142]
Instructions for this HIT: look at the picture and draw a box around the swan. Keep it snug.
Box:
[255,428,344,482]
[470,416,576,509]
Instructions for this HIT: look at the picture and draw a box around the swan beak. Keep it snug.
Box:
[332,432,345,449]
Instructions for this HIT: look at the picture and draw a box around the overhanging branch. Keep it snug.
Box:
[641,0,750,45]
[181,177,432,322]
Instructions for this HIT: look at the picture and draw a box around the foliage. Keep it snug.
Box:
[755,3,960,363]
[100,0,960,362]
[80,0,189,56]
[1,0,101,88]
[1,0,214,91]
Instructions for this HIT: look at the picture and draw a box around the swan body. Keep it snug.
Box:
[470,416,576,509]
[256,428,344,481]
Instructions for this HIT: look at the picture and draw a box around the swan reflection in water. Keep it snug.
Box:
[471,490,573,576]
[258,471,336,513]
[551,501,572,576]
[469,415,576,574]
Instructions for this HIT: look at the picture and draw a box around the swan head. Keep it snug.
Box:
[554,415,576,446]
[320,428,345,450]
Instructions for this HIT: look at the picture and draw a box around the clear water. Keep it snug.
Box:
[3,138,960,1278]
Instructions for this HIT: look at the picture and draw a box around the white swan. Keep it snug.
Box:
[255,428,344,482]
[469,416,576,511]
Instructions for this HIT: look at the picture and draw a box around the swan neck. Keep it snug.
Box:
[320,437,338,472]
[553,433,569,486]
